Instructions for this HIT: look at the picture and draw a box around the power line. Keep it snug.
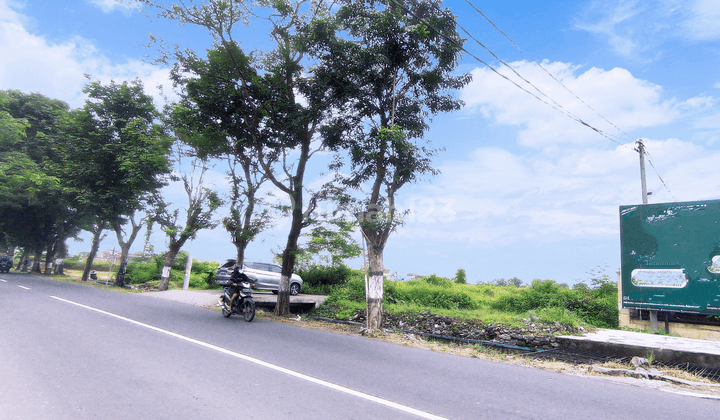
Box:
[394,0,677,199]
[387,0,631,148]
[459,0,680,199]
[461,0,634,144]
[643,147,677,202]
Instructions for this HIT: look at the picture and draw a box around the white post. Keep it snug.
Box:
[183,241,193,290]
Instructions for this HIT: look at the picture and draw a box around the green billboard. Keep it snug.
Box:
[620,199,720,314]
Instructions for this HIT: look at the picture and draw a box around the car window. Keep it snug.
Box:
[269,264,282,273]
[246,262,261,270]
[222,260,235,268]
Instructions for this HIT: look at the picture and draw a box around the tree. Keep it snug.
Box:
[60,80,172,282]
[508,277,523,287]
[152,148,221,291]
[112,211,148,287]
[0,90,80,273]
[299,218,361,268]
[169,44,273,267]
[308,0,471,328]
[454,268,467,284]
[143,0,349,315]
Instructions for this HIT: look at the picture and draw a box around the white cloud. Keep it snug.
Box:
[87,0,137,14]
[460,61,677,148]
[684,0,720,41]
[396,137,720,248]
[0,0,172,108]
[575,0,720,59]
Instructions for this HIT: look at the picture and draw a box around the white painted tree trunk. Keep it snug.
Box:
[366,246,384,330]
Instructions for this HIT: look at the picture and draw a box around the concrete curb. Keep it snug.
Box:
[558,329,720,369]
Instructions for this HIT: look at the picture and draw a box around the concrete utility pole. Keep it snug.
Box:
[637,139,649,205]
[637,139,659,330]
[183,241,193,290]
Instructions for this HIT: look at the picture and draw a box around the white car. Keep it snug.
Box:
[216,260,303,295]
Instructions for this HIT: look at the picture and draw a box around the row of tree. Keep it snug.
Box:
[0,0,471,329]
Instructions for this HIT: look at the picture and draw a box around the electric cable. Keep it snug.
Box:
[644,148,677,202]
[387,0,630,148]
[463,0,634,143]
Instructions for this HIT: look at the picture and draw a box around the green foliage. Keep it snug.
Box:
[454,268,467,284]
[125,260,160,284]
[416,274,453,288]
[124,256,218,288]
[316,274,619,328]
[62,259,114,271]
[385,281,476,310]
[491,279,619,328]
[296,264,362,289]
[299,218,362,268]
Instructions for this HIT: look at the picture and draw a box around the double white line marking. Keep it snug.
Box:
[50,295,447,420]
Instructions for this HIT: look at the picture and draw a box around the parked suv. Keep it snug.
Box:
[215,260,303,295]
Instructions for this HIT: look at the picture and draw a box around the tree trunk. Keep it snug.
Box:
[82,222,106,281]
[366,244,384,330]
[43,249,55,276]
[275,247,296,317]
[158,241,182,291]
[113,218,143,288]
[54,259,64,275]
[31,249,43,273]
[275,186,303,317]
[17,248,29,272]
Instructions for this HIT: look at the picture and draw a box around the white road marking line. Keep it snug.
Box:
[49,295,447,420]
[17,285,31,290]
[0,279,7,282]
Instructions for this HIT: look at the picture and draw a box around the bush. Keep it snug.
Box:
[123,257,219,289]
[297,265,354,288]
[414,274,453,288]
[490,279,618,328]
[389,281,476,310]
[322,276,476,311]
[296,264,360,295]
[125,260,160,284]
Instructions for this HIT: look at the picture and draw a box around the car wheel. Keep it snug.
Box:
[290,283,301,295]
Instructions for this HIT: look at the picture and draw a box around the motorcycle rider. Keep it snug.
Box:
[224,265,249,311]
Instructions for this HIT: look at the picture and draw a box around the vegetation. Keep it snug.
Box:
[297,264,357,295]
[314,274,619,329]
[124,252,219,290]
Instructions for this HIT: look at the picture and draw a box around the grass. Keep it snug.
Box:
[315,275,617,329]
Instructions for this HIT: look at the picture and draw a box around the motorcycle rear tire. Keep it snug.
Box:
[241,300,255,322]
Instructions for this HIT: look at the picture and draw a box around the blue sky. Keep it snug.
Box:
[2,0,720,284]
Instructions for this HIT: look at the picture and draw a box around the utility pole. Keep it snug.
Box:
[637,139,649,204]
[183,240,193,290]
[636,139,659,329]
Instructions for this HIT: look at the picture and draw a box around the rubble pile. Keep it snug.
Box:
[348,309,586,350]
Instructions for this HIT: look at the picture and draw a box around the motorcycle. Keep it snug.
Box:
[218,267,256,322]
[0,256,12,273]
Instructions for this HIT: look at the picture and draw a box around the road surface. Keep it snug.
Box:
[1,273,717,419]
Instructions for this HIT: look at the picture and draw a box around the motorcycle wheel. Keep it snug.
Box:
[221,297,232,318]
[241,300,256,322]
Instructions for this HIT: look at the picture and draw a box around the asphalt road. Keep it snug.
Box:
[1,273,718,420]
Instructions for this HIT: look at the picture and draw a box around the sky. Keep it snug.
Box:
[2,0,720,285]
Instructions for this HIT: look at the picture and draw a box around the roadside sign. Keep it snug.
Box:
[620,199,720,314]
